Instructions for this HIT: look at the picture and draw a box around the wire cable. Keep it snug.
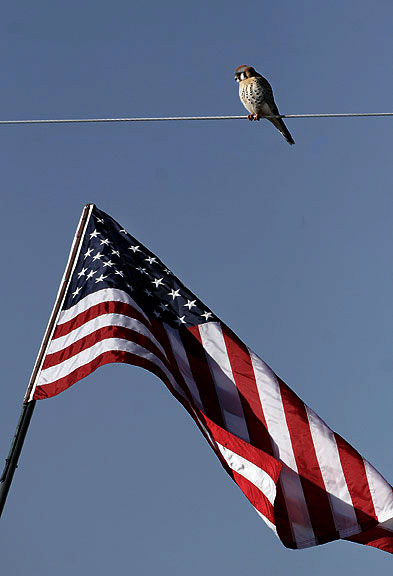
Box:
[0,112,392,126]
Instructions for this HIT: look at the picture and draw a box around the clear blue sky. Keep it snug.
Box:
[1,1,392,573]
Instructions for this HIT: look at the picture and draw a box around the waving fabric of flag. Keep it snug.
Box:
[29,205,393,554]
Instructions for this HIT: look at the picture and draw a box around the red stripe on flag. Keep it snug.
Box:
[200,411,282,482]
[220,326,295,547]
[221,326,276,457]
[345,525,393,554]
[232,470,276,525]
[34,350,173,400]
[150,322,195,406]
[198,411,281,526]
[279,378,339,544]
[42,325,168,370]
[186,325,226,429]
[53,301,150,339]
[335,433,378,527]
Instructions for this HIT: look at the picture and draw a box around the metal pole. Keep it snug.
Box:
[0,401,36,517]
[0,203,94,517]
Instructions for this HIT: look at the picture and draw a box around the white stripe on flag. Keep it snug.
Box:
[250,350,316,547]
[164,324,204,411]
[48,313,167,359]
[364,459,393,523]
[216,442,277,506]
[198,323,250,442]
[306,406,360,536]
[37,338,184,398]
[58,289,150,325]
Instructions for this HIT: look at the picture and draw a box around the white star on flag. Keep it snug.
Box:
[145,256,157,264]
[152,278,164,288]
[102,260,114,268]
[201,311,213,320]
[77,267,87,278]
[168,289,180,300]
[72,286,82,298]
[86,270,97,280]
[95,274,108,283]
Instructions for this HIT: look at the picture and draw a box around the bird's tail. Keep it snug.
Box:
[269,117,295,145]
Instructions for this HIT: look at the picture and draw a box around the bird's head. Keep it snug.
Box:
[235,65,258,82]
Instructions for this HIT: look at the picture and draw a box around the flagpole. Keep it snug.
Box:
[0,203,94,518]
[0,401,36,516]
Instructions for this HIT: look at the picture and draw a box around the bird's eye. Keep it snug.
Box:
[240,72,246,80]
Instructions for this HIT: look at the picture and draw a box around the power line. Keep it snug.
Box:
[0,112,392,126]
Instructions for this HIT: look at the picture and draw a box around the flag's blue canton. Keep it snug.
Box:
[64,207,216,329]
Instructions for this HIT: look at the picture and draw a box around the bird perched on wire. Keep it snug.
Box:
[235,65,295,145]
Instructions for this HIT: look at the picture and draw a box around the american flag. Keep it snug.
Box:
[29,205,393,554]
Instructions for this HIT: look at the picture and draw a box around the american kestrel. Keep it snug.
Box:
[235,65,295,145]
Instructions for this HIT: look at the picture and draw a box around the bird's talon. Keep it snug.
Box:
[247,114,253,121]
[255,114,260,121]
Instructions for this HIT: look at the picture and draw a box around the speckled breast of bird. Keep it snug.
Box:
[239,78,264,115]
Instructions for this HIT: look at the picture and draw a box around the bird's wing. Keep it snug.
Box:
[255,75,279,113]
